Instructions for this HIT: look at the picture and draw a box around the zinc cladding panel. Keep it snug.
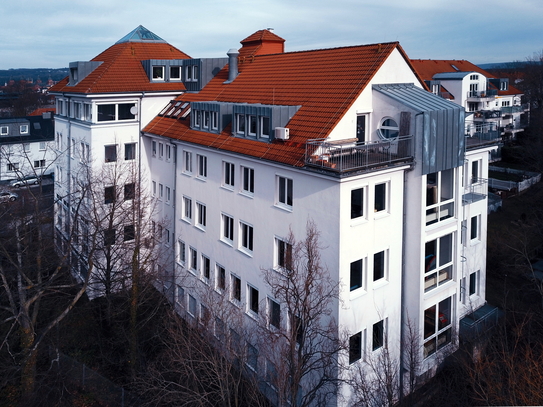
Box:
[373,84,465,175]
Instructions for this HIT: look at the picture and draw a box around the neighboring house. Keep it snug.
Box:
[0,112,55,181]
[52,27,498,405]
[411,59,529,143]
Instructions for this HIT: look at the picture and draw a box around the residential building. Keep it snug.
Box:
[52,27,498,405]
[411,59,529,144]
[0,113,55,181]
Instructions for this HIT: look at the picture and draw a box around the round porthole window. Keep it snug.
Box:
[379,118,399,139]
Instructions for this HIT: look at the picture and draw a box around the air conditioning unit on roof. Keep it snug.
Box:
[275,127,290,140]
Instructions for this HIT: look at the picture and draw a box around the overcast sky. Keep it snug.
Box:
[2,0,542,70]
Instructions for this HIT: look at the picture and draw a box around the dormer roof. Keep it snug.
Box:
[145,40,421,167]
[49,26,190,94]
[238,29,286,58]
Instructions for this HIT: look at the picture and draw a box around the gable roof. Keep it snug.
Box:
[144,41,420,167]
[49,27,191,95]
[411,59,523,96]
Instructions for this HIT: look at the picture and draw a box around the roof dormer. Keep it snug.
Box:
[68,61,103,86]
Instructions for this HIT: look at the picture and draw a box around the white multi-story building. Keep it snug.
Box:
[52,27,498,405]
[0,113,55,182]
[411,59,529,144]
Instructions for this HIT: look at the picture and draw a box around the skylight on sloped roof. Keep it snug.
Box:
[115,25,167,44]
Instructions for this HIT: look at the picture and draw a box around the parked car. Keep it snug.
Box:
[0,191,18,203]
[10,176,41,188]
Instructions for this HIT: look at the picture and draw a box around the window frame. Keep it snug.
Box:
[189,247,198,273]
[196,202,207,229]
[424,233,454,292]
[268,298,281,329]
[231,274,241,303]
[374,182,388,214]
[349,331,363,364]
[426,170,455,226]
[378,117,399,139]
[239,221,254,254]
[241,166,254,196]
[124,142,136,160]
[350,258,364,291]
[372,319,385,351]
[276,175,293,209]
[351,187,365,220]
[104,144,117,163]
[223,161,235,189]
[183,150,193,174]
[201,255,211,282]
[248,285,259,315]
[197,154,207,179]
[182,196,192,222]
[372,250,387,283]
[216,264,226,292]
[423,297,453,357]
[221,213,234,244]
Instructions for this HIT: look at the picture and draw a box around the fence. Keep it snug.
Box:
[50,348,139,406]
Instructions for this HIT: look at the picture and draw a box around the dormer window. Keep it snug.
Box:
[20,125,29,134]
[153,66,165,80]
[236,114,246,134]
[170,66,181,80]
[194,111,201,127]
[261,117,270,138]
[186,65,199,82]
[0,126,8,136]
[248,115,257,136]
[203,111,210,129]
[500,81,508,91]
[211,112,218,130]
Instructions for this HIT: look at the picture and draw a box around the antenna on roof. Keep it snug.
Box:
[266,27,274,32]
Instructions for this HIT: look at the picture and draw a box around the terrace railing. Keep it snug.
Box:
[305,136,413,173]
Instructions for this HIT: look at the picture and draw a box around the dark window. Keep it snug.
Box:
[277,239,292,270]
[118,104,136,120]
[104,186,116,204]
[349,332,362,363]
[373,320,384,350]
[217,266,226,290]
[242,167,254,193]
[269,299,280,329]
[278,176,293,206]
[350,259,363,291]
[202,256,210,280]
[125,143,136,160]
[170,66,180,79]
[470,216,479,240]
[249,286,259,314]
[98,104,115,122]
[124,224,135,242]
[374,183,386,212]
[222,215,234,241]
[232,275,241,301]
[104,145,117,162]
[241,223,253,251]
[351,188,364,219]
[469,272,477,296]
[124,183,135,201]
[373,251,385,281]
[104,229,116,246]
[224,162,235,187]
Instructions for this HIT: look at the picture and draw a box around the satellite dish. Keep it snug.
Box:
[130,106,138,115]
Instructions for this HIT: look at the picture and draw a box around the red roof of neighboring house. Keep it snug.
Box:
[28,107,56,116]
[145,40,421,167]
[49,41,191,94]
[410,59,522,96]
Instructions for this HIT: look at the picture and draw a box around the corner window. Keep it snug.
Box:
[424,233,453,292]
[378,118,399,139]
[97,104,116,122]
[424,297,452,357]
[277,176,293,208]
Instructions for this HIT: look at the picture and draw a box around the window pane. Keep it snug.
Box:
[97,104,115,121]
[351,188,364,219]
[118,104,136,120]
[350,259,363,291]
[374,183,386,212]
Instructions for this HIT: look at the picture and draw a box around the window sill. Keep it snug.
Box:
[220,185,235,192]
[274,203,293,213]
[195,225,206,233]
[245,311,259,321]
[220,238,233,248]
[373,210,390,220]
[350,217,367,227]
[372,279,388,290]
[181,218,192,225]
[239,191,254,199]
[238,248,253,258]
[195,177,207,182]
[349,287,367,300]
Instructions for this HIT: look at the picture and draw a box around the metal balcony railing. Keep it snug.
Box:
[467,89,498,99]
[473,110,502,119]
[305,136,413,173]
[463,177,488,204]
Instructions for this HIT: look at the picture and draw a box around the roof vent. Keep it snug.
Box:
[224,48,239,84]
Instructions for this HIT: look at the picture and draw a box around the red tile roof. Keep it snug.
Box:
[410,59,523,96]
[145,41,421,167]
[49,42,191,94]
[28,107,56,116]
[239,29,285,57]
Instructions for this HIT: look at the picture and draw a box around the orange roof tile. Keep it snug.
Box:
[145,42,416,167]
[410,59,523,96]
[50,41,191,94]
[28,107,56,116]
[238,29,285,58]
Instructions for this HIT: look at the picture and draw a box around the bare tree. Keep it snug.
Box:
[259,220,345,407]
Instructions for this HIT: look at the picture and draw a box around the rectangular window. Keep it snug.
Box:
[349,332,362,364]
[373,251,386,282]
[217,265,226,291]
[34,159,46,168]
[158,143,164,158]
[104,186,115,204]
[203,111,210,129]
[123,224,135,242]
[261,116,270,138]
[20,125,29,134]
[246,343,258,371]
[197,154,207,178]
[240,222,254,252]
[351,188,365,219]
[1,126,8,135]
[159,183,163,199]
[183,196,192,221]
[469,271,478,296]
[470,215,480,240]
[222,214,234,243]
[152,66,165,80]
[176,285,184,306]
[97,104,116,121]
[241,166,254,194]
[372,320,385,351]
[177,240,186,264]
[196,202,207,228]
[104,229,116,246]
[189,247,197,272]
[40,142,46,151]
[170,66,181,80]
[124,143,136,160]
[424,297,452,357]
[236,114,246,134]
[23,143,30,152]
[124,183,135,201]
[152,141,157,156]
[166,187,171,203]
[424,233,453,292]
[201,255,211,281]
[374,182,387,213]
[248,115,257,136]
[184,151,192,173]
[211,111,218,130]
[104,145,117,162]
[276,238,292,270]
[350,259,363,291]
[223,161,235,188]
[231,274,241,302]
[277,176,293,207]
[152,181,156,196]
[268,298,280,329]
[248,285,259,314]
[188,295,197,317]
[166,144,171,161]
[7,163,19,171]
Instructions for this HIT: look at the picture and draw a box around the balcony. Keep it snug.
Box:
[465,132,500,150]
[463,178,488,205]
[501,103,530,115]
[460,303,502,342]
[305,136,413,173]
[466,89,498,101]
[473,110,502,120]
